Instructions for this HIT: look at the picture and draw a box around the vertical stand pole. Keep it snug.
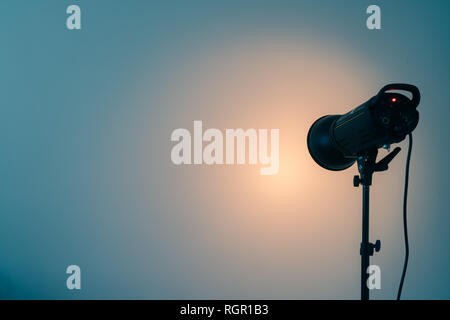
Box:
[352,147,401,299]
[353,149,382,301]
[361,185,370,300]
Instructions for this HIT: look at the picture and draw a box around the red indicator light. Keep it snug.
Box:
[392,98,397,102]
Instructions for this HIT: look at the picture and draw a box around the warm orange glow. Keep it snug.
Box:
[135,33,389,293]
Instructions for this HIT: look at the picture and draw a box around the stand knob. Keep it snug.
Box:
[374,240,381,252]
[353,175,361,187]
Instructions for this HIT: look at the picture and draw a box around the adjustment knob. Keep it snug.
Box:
[374,240,381,252]
[353,175,361,187]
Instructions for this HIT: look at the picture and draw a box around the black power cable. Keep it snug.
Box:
[397,133,412,300]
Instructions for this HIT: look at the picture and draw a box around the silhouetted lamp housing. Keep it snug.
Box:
[307,84,420,171]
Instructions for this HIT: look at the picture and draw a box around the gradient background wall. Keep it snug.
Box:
[1,0,449,299]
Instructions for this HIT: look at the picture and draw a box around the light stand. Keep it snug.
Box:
[353,147,401,300]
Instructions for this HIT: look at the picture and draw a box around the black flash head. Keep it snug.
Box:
[307,83,420,171]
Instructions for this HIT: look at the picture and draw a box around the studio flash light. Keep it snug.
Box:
[306,83,420,300]
[307,83,420,171]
